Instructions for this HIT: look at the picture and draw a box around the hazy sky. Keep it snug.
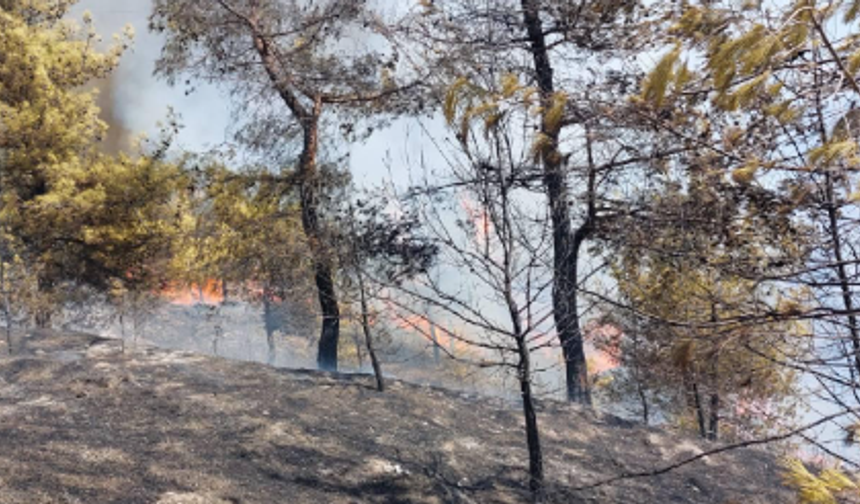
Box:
[70,0,449,190]
[72,1,232,150]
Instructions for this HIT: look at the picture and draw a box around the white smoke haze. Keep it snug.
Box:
[62,0,593,404]
[93,71,134,154]
[72,0,233,154]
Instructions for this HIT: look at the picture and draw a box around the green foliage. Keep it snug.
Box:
[603,177,807,438]
[177,162,314,291]
[0,1,185,322]
[640,46,681,107]
[170,161,318,338]
[783,459,858,504]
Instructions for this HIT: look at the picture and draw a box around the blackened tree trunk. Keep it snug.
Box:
[429,319,441,365]
[34,275,52,329]
[313,255,340,371]
[252,30,341,372]
[119,312,126,353]
[683,368,707,438]
[505,275,544,499]
[707,307,720,441]
[634,366,650,426]
[707,391,720,441]
[1,254,11,354]
[693,382,706,438]
[516,332,544,501]
[356,268,384,392]
[300,101,340,372]
[263,292,277,365]
[520,0,591,405]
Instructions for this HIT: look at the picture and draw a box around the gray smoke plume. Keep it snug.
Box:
[95,71,135,155]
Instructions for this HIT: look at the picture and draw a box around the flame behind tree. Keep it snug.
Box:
[150,0,425,372]
[160,279,225,306]
[171,160,318,363]
[405,0,675,406]
[334,192,438,392]
[0,1,188,329]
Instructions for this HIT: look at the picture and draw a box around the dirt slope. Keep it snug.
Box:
[0,330,792,503]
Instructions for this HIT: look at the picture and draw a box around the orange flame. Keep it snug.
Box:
[161,279,225,306]
[460,194,493,247]
[584,322,623,375]
[395,312,459,353]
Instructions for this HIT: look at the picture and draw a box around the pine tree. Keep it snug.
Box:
[150,0,420,371]
[635,0,860,454]
[407,0,663,405]
[175,161,317,363]
[1,1,186,326]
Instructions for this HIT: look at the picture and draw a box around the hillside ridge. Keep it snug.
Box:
[0,330,792,503]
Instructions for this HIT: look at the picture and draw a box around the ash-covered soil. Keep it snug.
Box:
[0,330,791,503]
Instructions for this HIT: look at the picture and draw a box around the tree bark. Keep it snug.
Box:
[707,391,720,441]
[429,318,441,365]
[357,269,384,392]
[635,367,649,425]
[520,0,590,405]
[683,368,707,438]
[506,278,544,500]
[1,254,11,354]
[119,312,126,354]
[251,24,341,372]
[707,307,720,441]
[693,379,706,438]
[313,257,340,371]
[517,333,544,502]
[34,275,52,329]
[263,292,277,366]
[301,100,341,372]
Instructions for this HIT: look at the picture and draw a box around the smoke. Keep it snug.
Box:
[94,71,135,155]
[68,0,145,154]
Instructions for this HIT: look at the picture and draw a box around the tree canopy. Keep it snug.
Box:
[6,0,860,500]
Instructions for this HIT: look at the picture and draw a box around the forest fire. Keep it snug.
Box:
[160,279,225,306]
[394,312,458,354]
[460,194,493,247]
[4,0,852,499]
[585,323,623,375]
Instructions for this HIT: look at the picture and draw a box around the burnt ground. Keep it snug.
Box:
[0,330,792,504]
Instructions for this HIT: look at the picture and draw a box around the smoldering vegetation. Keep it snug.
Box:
[44,297,520,401]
